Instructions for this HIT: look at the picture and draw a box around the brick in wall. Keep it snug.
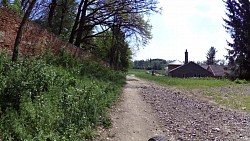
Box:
[0,6,108,66]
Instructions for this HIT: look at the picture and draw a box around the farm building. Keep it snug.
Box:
[167,60,183,71]
[207,65,231,78]
[168,61,213,78]
[167,49,218,78]
[207,65,225,77]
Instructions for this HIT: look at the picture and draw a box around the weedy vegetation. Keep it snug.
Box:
[0,50,126,140]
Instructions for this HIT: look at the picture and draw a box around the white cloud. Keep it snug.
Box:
[134,0,231,62]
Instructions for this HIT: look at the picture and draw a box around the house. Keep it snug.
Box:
[167,60,183,72]
[207,65,231,78]
[167,50,213,78]
[168,62,213,78]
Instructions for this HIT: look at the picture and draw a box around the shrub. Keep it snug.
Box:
[0,51,125,140]
[234,78,248,84]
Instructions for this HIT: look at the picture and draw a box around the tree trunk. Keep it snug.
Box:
[58,0,67,35]
[48,0,57,28]
[68,0,84,44]
[12,0,37,62]
[74,0,89,47]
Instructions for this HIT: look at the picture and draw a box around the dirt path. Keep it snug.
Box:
[96,75,250,141]
[96,75,169,141]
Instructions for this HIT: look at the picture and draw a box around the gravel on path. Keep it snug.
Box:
[142,84,250,140]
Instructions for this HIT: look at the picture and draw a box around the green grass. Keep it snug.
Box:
[130,69,250,112]
[204,91,250,112]
[129,69,233,89]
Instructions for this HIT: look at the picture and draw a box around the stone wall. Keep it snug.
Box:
[0,6,106,64]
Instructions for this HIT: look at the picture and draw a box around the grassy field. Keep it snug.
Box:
[129,69,234,89]
[129,69,250,112]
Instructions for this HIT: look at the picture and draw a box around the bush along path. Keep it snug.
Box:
[97,75,250,141]
[0,51,126,140]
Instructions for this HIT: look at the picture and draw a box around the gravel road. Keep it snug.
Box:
[96,75,250,141]
[142,81,250,140]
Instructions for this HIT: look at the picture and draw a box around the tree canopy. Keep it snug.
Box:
[206,46,217,65]
[224,0,250,79]
[4,0,161,70]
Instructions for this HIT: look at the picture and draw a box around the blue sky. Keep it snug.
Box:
[133,0,231,62]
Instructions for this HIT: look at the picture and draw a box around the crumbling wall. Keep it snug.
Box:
[0,6,105,64]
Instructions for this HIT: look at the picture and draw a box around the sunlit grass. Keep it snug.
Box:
[129,69,233,89]
[204,92,250,112]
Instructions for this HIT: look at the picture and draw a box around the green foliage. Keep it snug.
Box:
[133,59,168,70]
[35,0,77,39]
[51,0,77,38]
[79,60,126,84]
[93,31,113,61]
[224,0,250,80]
[0,51,125,140]
[1,0,23,14]
[10,0,23,15]
[206,46,218,65]
[0,0,9,5]
[234,78,248,84]
[42,48,80,69]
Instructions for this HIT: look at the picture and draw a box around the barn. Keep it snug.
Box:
[167,50,213,78]
[168,61,213,78]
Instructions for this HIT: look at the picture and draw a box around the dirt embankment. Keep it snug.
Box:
[96,75,250,141]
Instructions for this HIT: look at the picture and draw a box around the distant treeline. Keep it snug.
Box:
[132,59,173,70]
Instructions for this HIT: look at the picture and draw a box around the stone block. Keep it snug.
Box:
[0,31,4,43]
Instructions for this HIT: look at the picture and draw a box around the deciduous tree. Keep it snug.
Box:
[69,0,159,48]
[12,0,37,62]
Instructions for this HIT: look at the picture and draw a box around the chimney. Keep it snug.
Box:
[185,49,188,64]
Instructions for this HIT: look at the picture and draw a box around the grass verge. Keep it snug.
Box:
[129,69,233,89]
[204,90,250,112]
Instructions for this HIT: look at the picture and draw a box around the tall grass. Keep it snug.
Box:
[129,69,233,89]
[0,51,126,140]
